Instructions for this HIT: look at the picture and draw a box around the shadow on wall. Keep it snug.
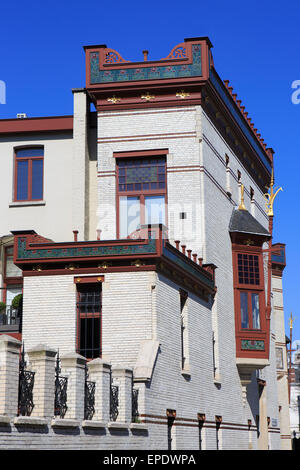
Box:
[246,371,260,435]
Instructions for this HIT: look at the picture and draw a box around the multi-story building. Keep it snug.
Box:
[0,37,291,450]
[0,92,98,339]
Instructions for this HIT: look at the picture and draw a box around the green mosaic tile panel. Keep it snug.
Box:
[17,236,157,260]
[241,340,265,351]
[90,45,202,84]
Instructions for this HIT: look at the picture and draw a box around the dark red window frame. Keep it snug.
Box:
[232,244,267,358]
[14,147,44,202]
[115,153,168,238]
[76,279,103,360]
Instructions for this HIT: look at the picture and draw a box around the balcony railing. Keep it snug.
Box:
[0,306,22,331]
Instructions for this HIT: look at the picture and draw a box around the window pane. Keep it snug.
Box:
[119,196,140,238]
[117,157,166,192]
[77,286,101,359]
[145,196,165,225]
[251,293,260,329]
[16,160,28,200]
[5,255,22,278]
[237,254,260,285]
[80,317,100,359]
[31,159,43,199]
[16,148,43,158]
[240,292,249,328]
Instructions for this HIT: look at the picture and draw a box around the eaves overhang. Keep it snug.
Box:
[0,115,73,135]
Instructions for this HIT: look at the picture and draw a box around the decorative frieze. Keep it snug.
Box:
[241,340,265,351]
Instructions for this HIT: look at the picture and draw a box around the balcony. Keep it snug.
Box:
[0,306,22,333]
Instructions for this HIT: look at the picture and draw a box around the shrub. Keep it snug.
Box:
[11,294,22,310]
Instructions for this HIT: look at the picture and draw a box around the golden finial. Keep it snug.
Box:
[289,312,296,329]
[264,167,282,216]
[238,184,246,210]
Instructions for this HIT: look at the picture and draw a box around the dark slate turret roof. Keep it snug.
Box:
[229,208,271,238]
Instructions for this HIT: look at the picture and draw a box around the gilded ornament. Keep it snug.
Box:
[238,184,246,211]
[176,90,190,99]
[32,264,43,272]
[131,259,145,267]
[141,92,155,101]
[289,312,296,330]
[263,168,282,217]
[65,263,79,270]
[98,262,111,269]
[107,96,121,104]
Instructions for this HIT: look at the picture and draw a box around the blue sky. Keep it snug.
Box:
[1,0,299,343]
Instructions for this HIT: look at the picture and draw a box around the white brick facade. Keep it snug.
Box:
[0,38,291,450]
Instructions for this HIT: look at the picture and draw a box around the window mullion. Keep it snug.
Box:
[28,158,32,201]
[248,292,253,329]
[140,195,145,225]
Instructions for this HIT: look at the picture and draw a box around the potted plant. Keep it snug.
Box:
[11,294,22,325]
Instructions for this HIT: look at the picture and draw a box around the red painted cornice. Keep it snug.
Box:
[0,115,73,135]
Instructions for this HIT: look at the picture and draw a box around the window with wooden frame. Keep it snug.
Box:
[234,250,265,331]
[76,282,102,359]
[14,147,44,202]
[116,155,167,238]
[232,243,267,357]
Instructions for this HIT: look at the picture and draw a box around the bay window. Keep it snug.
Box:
[235,251,264,331]
[232,244,267,358]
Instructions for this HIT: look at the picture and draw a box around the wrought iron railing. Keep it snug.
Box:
[54,351,68,418]
[110,373,119,422]
[0,306,22,328]
[132,381,139,422]
[18,344,35,416]
[84,363,95,420]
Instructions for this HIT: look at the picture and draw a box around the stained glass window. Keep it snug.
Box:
[117,156,167,238]
[118,158,166,192]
